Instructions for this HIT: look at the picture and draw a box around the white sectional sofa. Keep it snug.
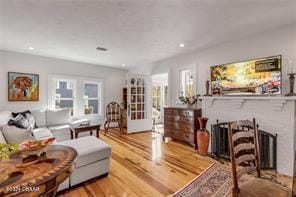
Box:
[0,109,111,191]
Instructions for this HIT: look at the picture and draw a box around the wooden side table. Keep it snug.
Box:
[70,124,101,139]
[0,145,77,197]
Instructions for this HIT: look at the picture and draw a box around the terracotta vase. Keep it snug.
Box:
[197,117,210,156]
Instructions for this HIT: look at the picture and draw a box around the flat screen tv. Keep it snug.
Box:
[210,55,282,96]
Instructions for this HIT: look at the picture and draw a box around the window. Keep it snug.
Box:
[152,85,161,111]
[54,79,76,115]
[84,82,101,115]
[49,75,104,117]
[180,69,194,97]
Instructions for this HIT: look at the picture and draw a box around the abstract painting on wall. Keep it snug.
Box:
[8,72,39,101]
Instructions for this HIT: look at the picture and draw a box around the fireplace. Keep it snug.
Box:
[211,120,277,171]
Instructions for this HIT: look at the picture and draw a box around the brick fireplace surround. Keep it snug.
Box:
[201,96,296,176]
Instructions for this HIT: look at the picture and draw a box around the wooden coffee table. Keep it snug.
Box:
[0,145,77,197]
[70,124,101,139]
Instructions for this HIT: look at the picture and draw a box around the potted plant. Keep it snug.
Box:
[0,143,19,184]
[179,94,200,108]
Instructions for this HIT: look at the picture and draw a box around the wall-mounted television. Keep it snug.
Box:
[210,55,282,96]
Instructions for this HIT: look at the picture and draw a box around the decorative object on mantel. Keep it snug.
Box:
[8,72,39,101]
[196,117,210,156]
[203,80,212,96]
[179,94,200,108]
[285,73,296,96]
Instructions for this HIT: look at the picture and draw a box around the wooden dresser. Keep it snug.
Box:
[164,107,202,149]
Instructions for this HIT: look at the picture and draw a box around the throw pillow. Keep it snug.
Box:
[31,109,47,127]
[8,114,30,129]
[46,108,71,126]
[2,125,34,144]
[11,110,37,129]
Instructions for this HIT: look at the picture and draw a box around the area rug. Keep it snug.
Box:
[172,163,252,197]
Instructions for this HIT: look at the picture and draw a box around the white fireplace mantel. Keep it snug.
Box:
[200,96,296,111]
[200,96,296,176]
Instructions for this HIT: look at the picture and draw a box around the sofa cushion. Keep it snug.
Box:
[32,127,54,140]
[47,109,71,127]
[31,109,47,127]
[59,136,111,168]
[0,110,11,127]
[2,125,34,144]
[48,124,71,142]
[0,130,7,143]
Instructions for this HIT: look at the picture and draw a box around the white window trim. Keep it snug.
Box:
[48,74,105,118]
[174,64,197,105]
[83,81,102,115]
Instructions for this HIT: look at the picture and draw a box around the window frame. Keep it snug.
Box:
[175,64,197,105]
[83,81,102,115]
[51,78,77,116]
[48,75,104,118]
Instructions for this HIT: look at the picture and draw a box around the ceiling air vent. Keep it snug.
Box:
[96,46,108,51]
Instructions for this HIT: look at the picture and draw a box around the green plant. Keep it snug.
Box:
[179,94,200,105]
[0,143,19,160]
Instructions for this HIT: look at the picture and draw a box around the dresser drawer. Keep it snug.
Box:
[165,115,195,123]
[164,122,195,133]
[181,116,194,124]
[165,115,181,122]
[165,109,194,117]
[180,132,194,143]
[181,110,194,117]
[165,108,180,116]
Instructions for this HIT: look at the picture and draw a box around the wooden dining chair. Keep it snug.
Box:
[228,118,290,197]
[104,102,122,135]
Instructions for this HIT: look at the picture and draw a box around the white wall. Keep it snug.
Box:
[152,24,296,106]
[0,50,127,113]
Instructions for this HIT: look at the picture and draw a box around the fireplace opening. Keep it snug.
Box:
[210,120,277,171]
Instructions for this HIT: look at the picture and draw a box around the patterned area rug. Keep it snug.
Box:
[172,163,252,197]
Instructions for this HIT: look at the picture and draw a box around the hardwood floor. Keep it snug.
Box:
[59,129,214,197]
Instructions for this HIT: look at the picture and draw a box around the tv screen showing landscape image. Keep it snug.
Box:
[211,55,282,96]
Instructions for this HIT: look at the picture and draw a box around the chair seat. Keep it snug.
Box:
[239,178,291,197]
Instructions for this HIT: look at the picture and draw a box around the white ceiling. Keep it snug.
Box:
[1,0,296,69]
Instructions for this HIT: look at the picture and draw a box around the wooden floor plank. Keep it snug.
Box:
[59,129,214,197]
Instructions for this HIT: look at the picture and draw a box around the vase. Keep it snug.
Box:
[197,117,210,156]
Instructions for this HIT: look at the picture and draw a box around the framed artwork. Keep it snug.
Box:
[8,72,39,101]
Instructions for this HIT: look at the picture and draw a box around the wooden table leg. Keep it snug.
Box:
[96,129,100,138]
[70,128,74,139]
[90,130,93,136]
[75,132,78,139]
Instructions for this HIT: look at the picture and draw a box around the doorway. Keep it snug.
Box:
[152,73,168,133]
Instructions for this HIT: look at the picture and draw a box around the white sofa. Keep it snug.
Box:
[0,109,111,191]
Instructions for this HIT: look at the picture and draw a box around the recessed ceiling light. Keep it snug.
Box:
[28,47,35,50]
[121,64,126,67]
[179,43,185,48]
